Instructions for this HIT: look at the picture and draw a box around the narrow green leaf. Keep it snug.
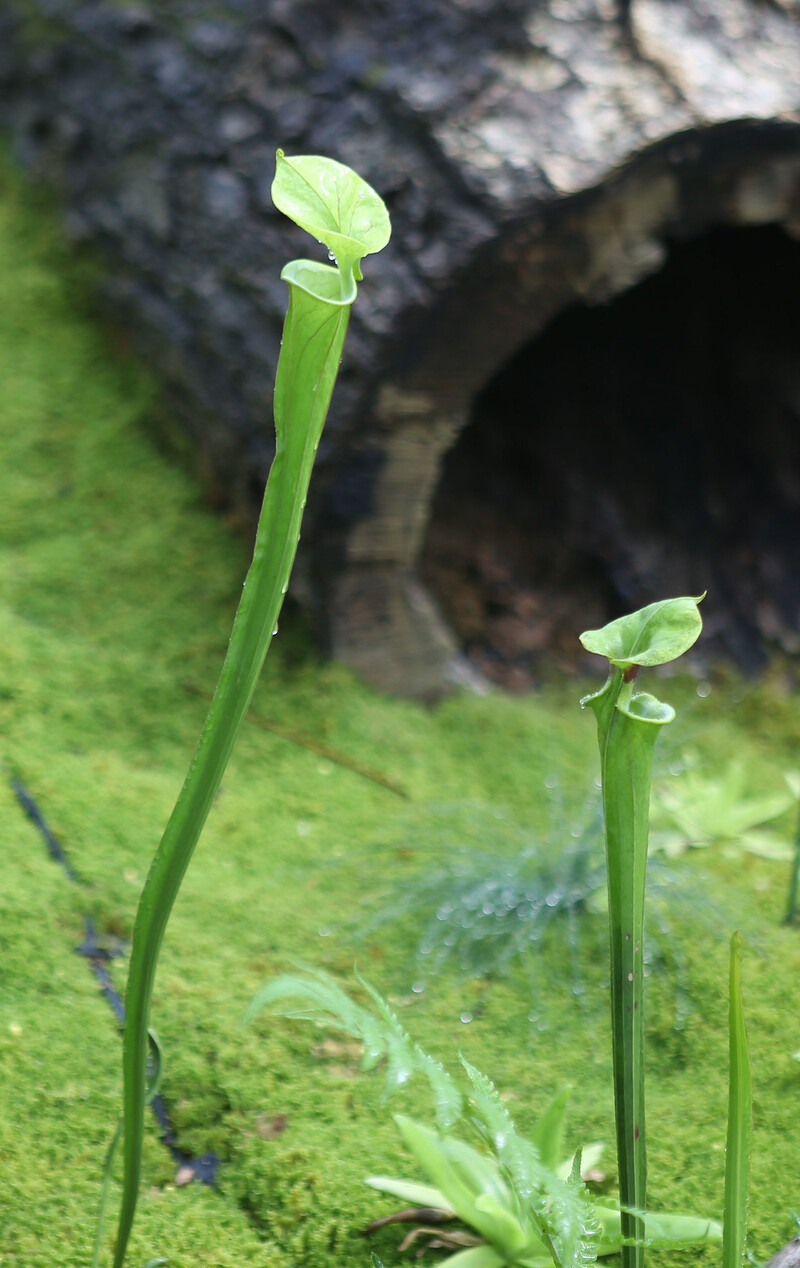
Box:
[436,1247,506,1268]
[639,1211,722,1247]
[785,796,800,923]
[722,932,751,1268]
[530,1087,571,1173]
[364,1175,451,1210]
[92,1116,123,1268]
[392,1116,493,1238]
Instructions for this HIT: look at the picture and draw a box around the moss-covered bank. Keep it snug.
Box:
[1,154,800,1268]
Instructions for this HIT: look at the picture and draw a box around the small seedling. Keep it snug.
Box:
[652,759,796,859]
[248,968,721,1267]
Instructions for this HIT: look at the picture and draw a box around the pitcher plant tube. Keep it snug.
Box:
[109,152,391,1267]
[579,596,704,1268]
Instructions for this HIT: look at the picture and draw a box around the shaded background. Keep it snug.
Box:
[1,0,800,693]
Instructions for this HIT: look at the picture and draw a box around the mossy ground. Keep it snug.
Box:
[1,153,799,1268]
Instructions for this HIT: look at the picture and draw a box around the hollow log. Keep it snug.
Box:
[1,0,800,694]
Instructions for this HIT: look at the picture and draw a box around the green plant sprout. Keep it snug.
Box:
[651,760,797,859]
[723,932,751,1268]
[784,774,800,923]
[247,968,721,1267]
[579,596,704,1268]
[108,152,390,1268]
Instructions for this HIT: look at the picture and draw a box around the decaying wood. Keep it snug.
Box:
[766,1237,800,1268]
[1,0,800,692]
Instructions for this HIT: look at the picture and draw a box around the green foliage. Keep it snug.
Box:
[722,934,751,1268]
[581,597,704,1268]
[247,967,463,1130]
[355,797,719,1033]
[785,787,800,923]
[112,154,391,1267]
[272,150,391,298]
[356,798,607,983]
[2,145,798,1268]
[579,597,704,669]
[249,969,721,1267]
[651,761,796,859]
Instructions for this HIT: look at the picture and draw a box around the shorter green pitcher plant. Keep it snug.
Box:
[579,597,704,1267]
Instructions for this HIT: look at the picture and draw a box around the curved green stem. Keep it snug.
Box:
[110,152,390,1267]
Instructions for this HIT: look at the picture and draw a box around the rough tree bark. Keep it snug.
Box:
[1,0,799,693]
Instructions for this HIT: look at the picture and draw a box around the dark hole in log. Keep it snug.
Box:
[420,223,800,690]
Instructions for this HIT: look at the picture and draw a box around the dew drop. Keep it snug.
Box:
[696,681,712,698]
[411,982,425,994]
[460,1012,473,1024]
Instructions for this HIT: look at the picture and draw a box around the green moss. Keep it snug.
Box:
[0,147,799,1267]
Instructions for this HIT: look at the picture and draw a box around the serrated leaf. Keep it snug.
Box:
[247,968,461,1126]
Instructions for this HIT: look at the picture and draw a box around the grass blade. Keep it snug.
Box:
[722,932,751,1268]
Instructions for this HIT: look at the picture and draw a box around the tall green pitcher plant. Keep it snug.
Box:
[109,152,391,1267]
[580,598,704,1268]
